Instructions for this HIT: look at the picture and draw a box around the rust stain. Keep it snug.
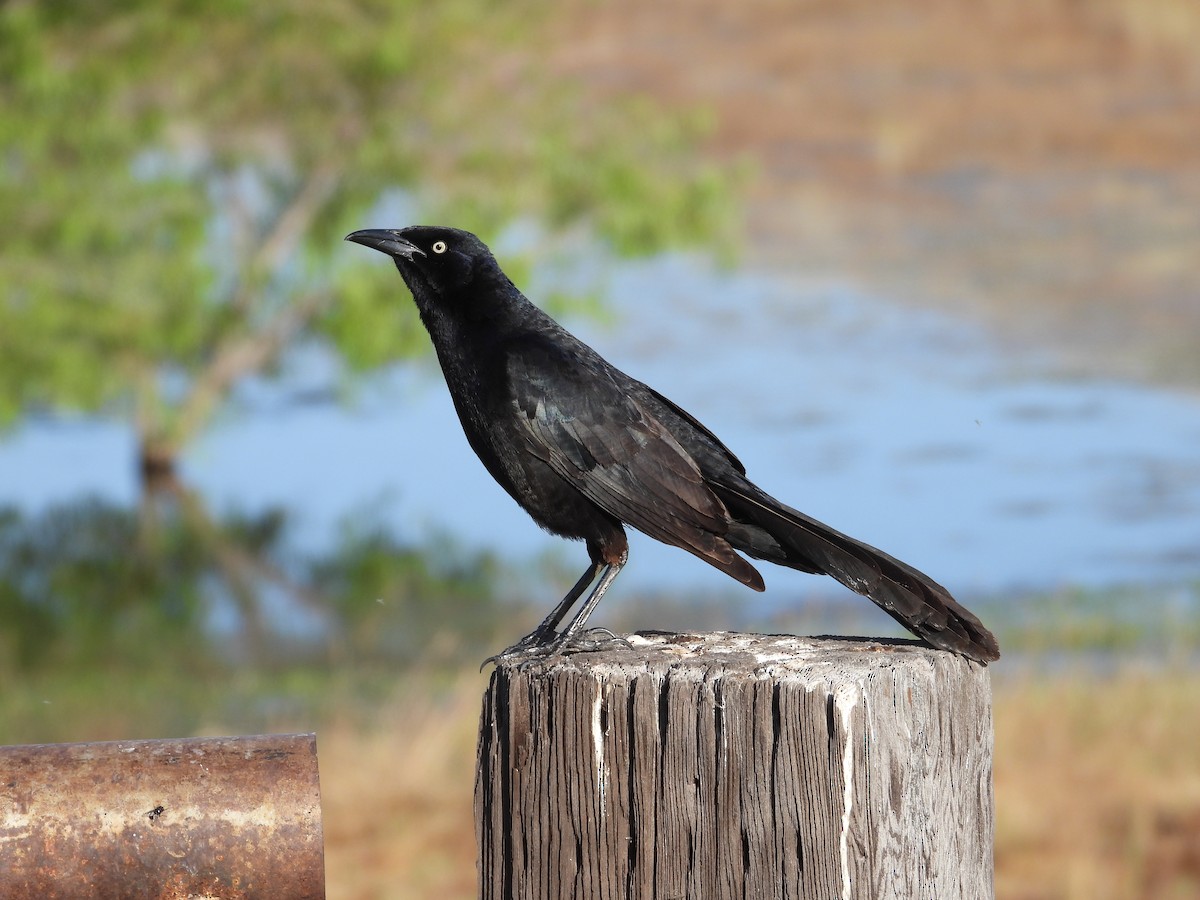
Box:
[0,733,325,899]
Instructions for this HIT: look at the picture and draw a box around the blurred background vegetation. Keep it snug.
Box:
[1,1,1198,897]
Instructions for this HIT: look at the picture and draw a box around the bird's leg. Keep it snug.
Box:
[521,561,602,646]
[547,551,626,654]
[481,561,601,665]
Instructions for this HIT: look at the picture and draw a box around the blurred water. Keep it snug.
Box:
[1,254,1198,605]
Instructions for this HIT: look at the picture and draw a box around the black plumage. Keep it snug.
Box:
[345,225,999,664]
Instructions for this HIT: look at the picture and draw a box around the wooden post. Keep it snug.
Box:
[476,632,993,900]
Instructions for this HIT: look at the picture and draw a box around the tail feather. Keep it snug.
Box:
[714,480,1000,664]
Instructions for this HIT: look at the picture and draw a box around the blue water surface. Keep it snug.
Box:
[1,254,1197,607]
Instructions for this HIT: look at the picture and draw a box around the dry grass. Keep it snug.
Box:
[320,673,488,900]
[317,666,1200,899]
[994,670,1200,900]
[556,0,1200,176]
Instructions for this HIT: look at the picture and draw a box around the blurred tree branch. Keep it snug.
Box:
[229,163,342,316]
[162,164,344,461]
[0,0,738,484]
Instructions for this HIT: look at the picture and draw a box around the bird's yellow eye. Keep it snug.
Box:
[432,240,447,254]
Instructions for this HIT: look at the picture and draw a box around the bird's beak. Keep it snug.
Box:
[344,229,425,260]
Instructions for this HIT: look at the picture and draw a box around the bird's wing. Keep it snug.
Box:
[507,340,763,589]
[639,385,747,476]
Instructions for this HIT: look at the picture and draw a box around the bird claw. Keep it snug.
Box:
[480,627,630,669]
[479,628,557,670]
[563,627,632,653]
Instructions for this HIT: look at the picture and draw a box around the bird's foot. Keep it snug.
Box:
[480,627,559,669]
[481,627,631,669]
[554,627,632,654]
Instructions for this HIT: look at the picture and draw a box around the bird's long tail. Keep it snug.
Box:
[713,478,1000,663]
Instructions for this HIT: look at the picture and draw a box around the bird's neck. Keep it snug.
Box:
[414,276,532,348]
[411,277,539,390]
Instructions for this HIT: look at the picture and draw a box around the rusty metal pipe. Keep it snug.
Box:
[0,732,324,899]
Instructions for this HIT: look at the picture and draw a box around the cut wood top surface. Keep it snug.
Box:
[494,631,989,682]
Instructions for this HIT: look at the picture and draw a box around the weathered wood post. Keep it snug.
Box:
[476,632,993,899]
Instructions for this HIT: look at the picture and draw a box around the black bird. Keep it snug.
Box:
[345,226,1000,664]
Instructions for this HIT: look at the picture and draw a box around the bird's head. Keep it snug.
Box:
[344,225,499,302]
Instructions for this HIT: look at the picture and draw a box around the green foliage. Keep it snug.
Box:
[319,261,430,372]
[0,496,513,676]
[995,581,1200,659]
[308,521,507,659]
[0,0,738,458]
[0,501,210,669]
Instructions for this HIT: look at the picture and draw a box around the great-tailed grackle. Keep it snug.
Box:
[345,226,1000,664]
